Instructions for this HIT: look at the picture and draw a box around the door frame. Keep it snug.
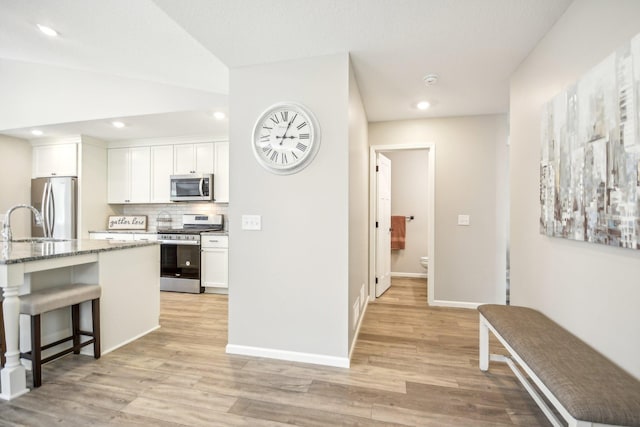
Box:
[368,143,435,305]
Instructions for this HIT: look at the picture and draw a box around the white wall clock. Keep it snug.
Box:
[252,102,321,175]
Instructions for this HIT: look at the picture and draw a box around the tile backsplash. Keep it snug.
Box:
[112,203,228,231]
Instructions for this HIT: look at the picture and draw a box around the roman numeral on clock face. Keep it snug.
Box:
[270,115,280,124]
[260,134,270,142]
[262,145,272,153]
[296,121,307,130]
[296,142,308,152]
[281,111,288,122]
[282,153,288,164]
[270,150,279,162]
[299,133,309,139]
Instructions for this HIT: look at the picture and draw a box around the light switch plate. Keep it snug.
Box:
[242,215,261,230]
[457,214,470,226]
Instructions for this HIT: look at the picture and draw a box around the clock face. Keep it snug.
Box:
[252,102,320,174]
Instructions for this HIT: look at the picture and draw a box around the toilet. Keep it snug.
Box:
[420,256,429,271]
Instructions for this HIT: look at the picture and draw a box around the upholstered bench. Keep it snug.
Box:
[478,304,640,427]
[19,283,101,387]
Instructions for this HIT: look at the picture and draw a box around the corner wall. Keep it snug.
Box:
[348,59,369,351]
[510,0,640,378]
[0,135,32,236]
[227,54,351,366]
[369,115,508,304]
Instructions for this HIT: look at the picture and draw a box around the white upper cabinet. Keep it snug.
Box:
[174,143,215,175]
[108,147,150,203]
[32,143,78,177]
[213,142,229,203]
[150,145,174,203]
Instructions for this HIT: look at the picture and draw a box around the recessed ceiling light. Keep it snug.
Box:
[112,121,126,128]
[37,24,58,37]
[213,111,226,120]
[31,129,44,136]
[417,101,430,110]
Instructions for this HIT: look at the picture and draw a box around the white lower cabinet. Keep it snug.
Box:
[201,234,228,290]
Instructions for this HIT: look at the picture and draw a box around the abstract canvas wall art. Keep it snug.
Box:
[540,33,640,250]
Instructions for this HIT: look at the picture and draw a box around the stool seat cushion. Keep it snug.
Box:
[20,284,101,316]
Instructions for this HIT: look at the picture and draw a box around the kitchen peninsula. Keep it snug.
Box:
[0,239,159,400]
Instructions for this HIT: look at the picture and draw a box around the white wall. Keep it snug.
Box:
[369,115,509,304]
[227,53,352,366]
[347,59,369,351]
[0,135,32,236]
[510,0,640,378]
[383,149,429,275]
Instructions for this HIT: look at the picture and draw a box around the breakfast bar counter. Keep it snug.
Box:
[0,239,160,400]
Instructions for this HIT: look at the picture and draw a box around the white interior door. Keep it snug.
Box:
[376,153,392,297]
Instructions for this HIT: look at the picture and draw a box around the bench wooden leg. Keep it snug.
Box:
[0,299,5,368]
[31,314,42,388]
[92,298,100,359]
[479,314,489,371]
[72,304,80,355]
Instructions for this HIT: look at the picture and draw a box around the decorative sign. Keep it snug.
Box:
[540,32,640,250]
[108,216,147,230]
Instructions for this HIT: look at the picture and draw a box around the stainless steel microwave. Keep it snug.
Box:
[170,174,213,202]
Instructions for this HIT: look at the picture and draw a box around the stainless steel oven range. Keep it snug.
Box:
[159,214,223,293]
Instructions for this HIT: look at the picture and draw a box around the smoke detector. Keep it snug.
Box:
[423,74,439,86]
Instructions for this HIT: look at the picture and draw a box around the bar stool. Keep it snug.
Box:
[19,283,101,387]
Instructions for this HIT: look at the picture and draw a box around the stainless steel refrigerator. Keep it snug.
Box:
[31,177,77,239]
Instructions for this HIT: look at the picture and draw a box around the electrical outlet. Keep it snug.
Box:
[242,215,261,230]
[457,214,470,226]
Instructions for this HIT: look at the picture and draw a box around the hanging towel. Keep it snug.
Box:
[391,216,406,250]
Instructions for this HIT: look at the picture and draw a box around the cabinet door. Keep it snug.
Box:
[194,143,215,174]
[129,147,151,203]
[174,144,195,174]
[151,145,173,202]
[201,249,228,288]
[213,142,229,203]
[174,143,215,174]
[107,148,130,203]
[33,143,78,177]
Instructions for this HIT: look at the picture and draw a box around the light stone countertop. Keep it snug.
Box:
[0,239,157,265]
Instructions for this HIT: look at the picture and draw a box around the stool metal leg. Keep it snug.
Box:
[31,314,42,388]
[92,298,101,359]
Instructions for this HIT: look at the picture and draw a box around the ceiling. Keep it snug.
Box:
[0,0,573,142]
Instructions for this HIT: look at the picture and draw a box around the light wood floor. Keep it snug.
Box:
[0,278,548,426]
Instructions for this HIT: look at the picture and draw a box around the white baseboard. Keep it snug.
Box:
[429,299,480,309]
[226,344,350,368]
[85,325,161,356]
[391,272,427,278]
[204,287,228,295]
[349,300,368,360]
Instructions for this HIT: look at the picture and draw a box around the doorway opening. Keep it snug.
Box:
[368,143,435,305]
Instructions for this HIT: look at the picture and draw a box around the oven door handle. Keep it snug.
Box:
[159,240,201,245]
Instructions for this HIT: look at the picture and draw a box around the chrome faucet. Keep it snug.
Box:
[1,204,44,241]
